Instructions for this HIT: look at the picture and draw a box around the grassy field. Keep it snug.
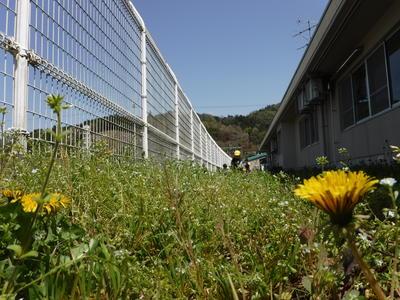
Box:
[1,144,399,299]
[1,145,314,299]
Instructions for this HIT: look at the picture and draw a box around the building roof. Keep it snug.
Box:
[247,152,267,162]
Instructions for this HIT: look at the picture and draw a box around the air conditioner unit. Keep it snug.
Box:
[297,88,312,113]
[298,78,325,114]
[306,78,324,104]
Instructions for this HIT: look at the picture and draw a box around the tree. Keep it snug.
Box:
[199,104,279,156]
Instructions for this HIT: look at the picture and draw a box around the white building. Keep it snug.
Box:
[259,0,400,169]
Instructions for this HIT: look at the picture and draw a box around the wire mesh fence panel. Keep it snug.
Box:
[195,155,202,165]
[0,48,14,130]
[146,41,176,140]
[201,125,207,161]
[178,88,192,150]
[28,0,142,117]
[22,0,143,156]
[26,65,143,156]
[0,0,16,38]
[148,129,176,160]
[0,0,231,167]
[180,147,193,161]
[1,2,21,149]
[210,138,217,166]
[207,135,212,164]
[192,114,201,156]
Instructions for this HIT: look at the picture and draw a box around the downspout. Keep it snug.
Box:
[329,82,339,166]
[320,98,328,158]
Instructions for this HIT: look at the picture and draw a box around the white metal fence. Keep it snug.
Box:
[0,0,231,170]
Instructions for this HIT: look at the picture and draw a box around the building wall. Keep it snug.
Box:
[294,104,325,169]
[332,107,400,164]
[279,1,400,169]
[279,121,297,169]
[328,1,400,165]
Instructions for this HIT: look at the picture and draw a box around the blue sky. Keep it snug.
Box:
[132,0,329,116]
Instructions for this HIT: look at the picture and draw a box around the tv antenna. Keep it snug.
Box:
[293,19,317,50]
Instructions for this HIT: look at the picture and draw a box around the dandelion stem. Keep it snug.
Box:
[1,109,5,149]
[40,111,61,197]
[344,228,386,300]
[22,111,61,252]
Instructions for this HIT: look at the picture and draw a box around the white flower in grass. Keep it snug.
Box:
[375,259,383,267]
[380,178,397,187]
[383,209,395,219]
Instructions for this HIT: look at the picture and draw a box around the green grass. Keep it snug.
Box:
[1,146,399,299]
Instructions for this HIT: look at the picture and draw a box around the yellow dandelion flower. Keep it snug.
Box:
[43,193,71,214]
[21,193,41,213]
[2,189,14,198]
[59,194,71,208]
[43,197,58,214]
[294,170,378,226]
[2,189,23,203]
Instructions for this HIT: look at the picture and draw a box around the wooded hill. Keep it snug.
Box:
[199,104,279,156]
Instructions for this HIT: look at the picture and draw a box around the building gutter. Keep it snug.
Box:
[258,0,347,151]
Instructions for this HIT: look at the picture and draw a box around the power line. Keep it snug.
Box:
[195,104,267,109]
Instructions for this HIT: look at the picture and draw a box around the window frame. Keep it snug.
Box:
[299,109,319,150]
[338,76,355,130]
[386,27,400,106]
[365,44,391,115]
[351,62,370,122]
[338,31,400,130]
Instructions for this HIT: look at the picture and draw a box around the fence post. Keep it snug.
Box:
[82,125,91,151]
[209,140,212,167]
[140,30,148,159]
[199,125,203,165]
[133,123,138,160]
[13,0,30,144]
[190,109,194,161]
[174,84,180,160]
[205,134,208,169]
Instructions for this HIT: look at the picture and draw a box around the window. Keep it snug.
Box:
[299,117,309,148]
[339,43,391,129]
[276,130,281,154]
[270,135,278,153]
[338,77,354,129]
[299,111,318,149]
[387,29,400,104]
[352,65,369,121]
[367,45,389,114]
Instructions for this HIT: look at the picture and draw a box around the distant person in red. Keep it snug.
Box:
[231,150,242,169]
